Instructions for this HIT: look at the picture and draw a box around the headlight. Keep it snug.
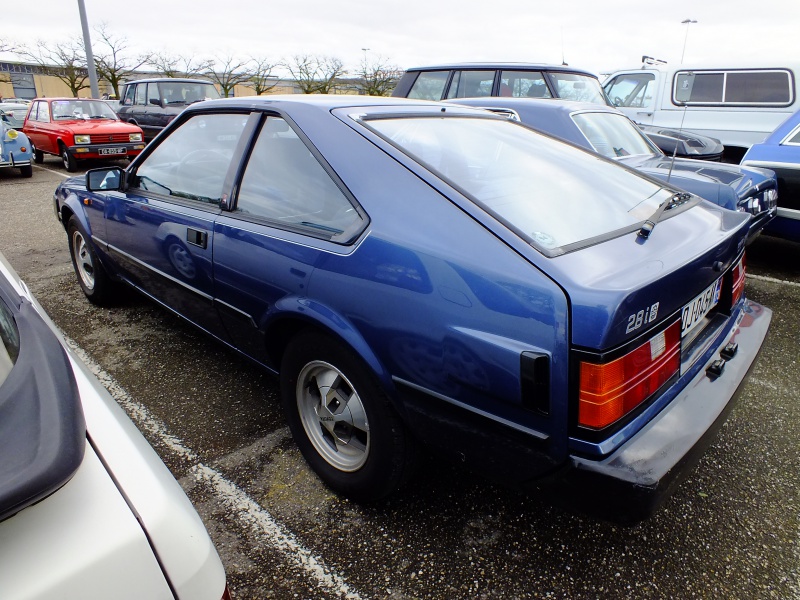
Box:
[5,129,18,141]
[129,133,143,142]
[74,134,91,144]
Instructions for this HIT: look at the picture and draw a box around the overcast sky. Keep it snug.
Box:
[3,0,798,78]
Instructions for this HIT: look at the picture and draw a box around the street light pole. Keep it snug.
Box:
[77,0,100,98]
[680,19,697,65]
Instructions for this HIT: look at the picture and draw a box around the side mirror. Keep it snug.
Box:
[149,98,163,107]
[86,167,124,192]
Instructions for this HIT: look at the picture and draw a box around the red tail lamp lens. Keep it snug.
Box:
[732,253,746,306]
[579,320,681,429]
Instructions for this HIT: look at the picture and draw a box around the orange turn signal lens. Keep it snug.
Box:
[578,320,681,429]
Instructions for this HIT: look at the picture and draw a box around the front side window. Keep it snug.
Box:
[446,70,496,99]
[501,71,552,99]
[235,117,363,240]
[572,112,659,158]
[132,112,248,204]
[147,83,161,106]
[407,71,450,100]
[604,73,656,108]
[122,84,136,106]
[35,101,50,123]
[366,115,673,252]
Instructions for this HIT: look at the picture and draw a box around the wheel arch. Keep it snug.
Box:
[59,194,91,236]
[263,302,398,403]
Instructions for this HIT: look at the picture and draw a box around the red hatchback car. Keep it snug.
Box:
[23,98,145,172]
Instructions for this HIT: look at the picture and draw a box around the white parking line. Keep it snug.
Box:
[34,165,69,178]
[747,273,800,288]
[63,337,363,600]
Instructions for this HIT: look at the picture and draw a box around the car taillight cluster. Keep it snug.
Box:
[578,320,681,429]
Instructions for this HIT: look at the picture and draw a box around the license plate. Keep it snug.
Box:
[99,147,126,155]
[681,278,722,338]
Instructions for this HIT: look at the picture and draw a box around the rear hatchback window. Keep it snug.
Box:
[367,116,673,253]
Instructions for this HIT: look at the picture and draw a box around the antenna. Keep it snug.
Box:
[561,28,567,66]
[666,103,690,184]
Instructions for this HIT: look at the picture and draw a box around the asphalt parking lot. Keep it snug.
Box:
[1,161,798,600]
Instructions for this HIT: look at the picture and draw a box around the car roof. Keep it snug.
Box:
[122,78,215,85]
[191,94,460,112]
[403,62,599,77]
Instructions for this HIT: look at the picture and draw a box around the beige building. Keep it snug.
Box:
[1,60,300,100]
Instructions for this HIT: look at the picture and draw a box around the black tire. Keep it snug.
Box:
[32,144,44,164]
[280,331,417,502]
[67,216,119,305]
[19,165,33,178]
[60,144,77,172]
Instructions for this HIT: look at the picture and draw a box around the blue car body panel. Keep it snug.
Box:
[53,95,771,519]
[0,120,33,175]
[741,109,800,241]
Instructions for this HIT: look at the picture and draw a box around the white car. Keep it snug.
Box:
[0,252,229,600]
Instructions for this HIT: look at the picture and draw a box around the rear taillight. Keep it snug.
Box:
[578,320,681,429]
[732,253,746,306]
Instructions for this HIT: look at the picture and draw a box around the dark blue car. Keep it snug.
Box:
[741,109,800,242]
[450,97,778,244]
[53,95,771,521]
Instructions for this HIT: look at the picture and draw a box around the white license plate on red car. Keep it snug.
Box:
[99,147,126,155]
[681,277,722,338]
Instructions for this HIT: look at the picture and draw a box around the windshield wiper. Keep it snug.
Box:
[638,192,692,239]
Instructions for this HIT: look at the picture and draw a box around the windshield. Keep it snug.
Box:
[571,112,660,158]
[52,100,119,120]
[160,81,222,104]
[367,115,674,251]
[549,73,608,105]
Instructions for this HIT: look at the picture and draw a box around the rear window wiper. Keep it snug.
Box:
[638,192,692,239]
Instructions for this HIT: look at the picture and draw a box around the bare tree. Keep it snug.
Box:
[245,57,280,95]
[286,55,346,94]
[205,55,251,97]
[355,55,404,96]
[17,39,89,97]
[93,24,151,98]
[148,52,213,78]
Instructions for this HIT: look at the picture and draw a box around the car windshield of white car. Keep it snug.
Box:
[367,115,674,252]
[571,112,659,159]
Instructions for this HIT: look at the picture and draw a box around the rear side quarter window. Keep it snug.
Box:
[673,69,794,106]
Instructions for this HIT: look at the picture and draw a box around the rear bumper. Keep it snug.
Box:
[550,299,771,523]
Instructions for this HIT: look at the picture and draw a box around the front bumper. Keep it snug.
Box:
[550,299,771,523]
[67,143,145,159]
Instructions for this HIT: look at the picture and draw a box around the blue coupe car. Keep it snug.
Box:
[449,97,778,244]
[741,109,800,242]
[53,95,771,521]
[0,103,33,178]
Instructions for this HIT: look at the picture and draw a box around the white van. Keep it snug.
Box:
[603,62,799,161]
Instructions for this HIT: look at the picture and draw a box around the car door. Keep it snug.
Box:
[103,111,251,340]
[603,71,658,124]
[24,100,54,154]
[213,114,367,365]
